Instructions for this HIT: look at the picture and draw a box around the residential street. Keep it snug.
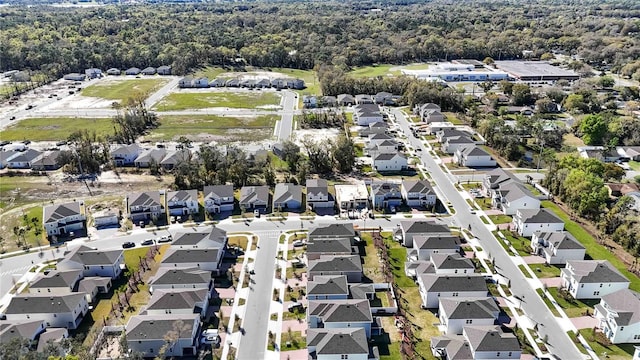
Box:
[275,90,297,141]
[390,107,584,360]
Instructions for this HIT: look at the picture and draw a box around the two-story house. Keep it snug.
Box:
[43,201,86,238]
[453,146,496,168]
[126,191,164,224]
[239,185,270,212]
[145,289,210,319]
[306,178,334,209]
[531,231,586,265]
[431,325,521,360]
[307,299,373,338]
[430,254,475,275]
[28,270,84,296]
[401,179,437,208]
[412,235,461,261]
[307,328,369,360]
[308,255,363,283]
[57,245,124,279]
[439,297,500,335]
[561,260,630,299]
[373,152,408,172]
[125,314,200,357]
[594,288,640,344]
[306,238,356,261]
[160,248,223,274]
[396,219,451,248]
[111,144,141,167]
[273,183,303,211]
[166,190,199,217]
[307,275,350,301]
[512,208,564,237]
[370,182,403,210]
[334,183,369,211]
[417,274,487,308]
[149,268,213,294]
[493,182,540,215]
[203,185,235,214]
[171,228,227,250]
[4,293,89,330]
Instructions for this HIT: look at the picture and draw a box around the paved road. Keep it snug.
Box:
[391,108,584,360]
[276,91,297,141]
[236,230,279,360]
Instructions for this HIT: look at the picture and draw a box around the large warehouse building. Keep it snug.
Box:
[494,61,579,81]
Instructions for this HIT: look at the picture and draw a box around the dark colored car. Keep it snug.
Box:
[141,239,154,246]
[122,241,135,249]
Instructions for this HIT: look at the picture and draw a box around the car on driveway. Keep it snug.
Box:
[141,239,154,246]
[200,329,220,347]
[122,241,135,249]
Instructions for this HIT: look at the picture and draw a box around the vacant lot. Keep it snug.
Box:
[147,114,278,141]
[348,64,400,78]
[153,91,280,111]
[81,78,169,101]
[0,117,113,141]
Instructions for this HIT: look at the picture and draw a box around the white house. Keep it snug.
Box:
[203,185,234,213]
[439,297,500,335]
[43,201,86,238]
[307,328,369,360]
[28,270,84,296]
[412,235,461,261]
[401,179,437,208]
[149,268,212,294]
[531,231,585,265]
[373,152,408,172]
[353,104,383,125]
[92,209,119,228]
[307,299,373,338]
[308,255,363,283]
[4,294,89,330]
[334,183,369,211]
[417,274,487,308]
[493,182,540,215]
[561,260,630,300]
[134,148,166,168]
[166,190,199,217]
[397,219,451,248]
[464,325,521,359]
[171,228,227,250]
[126,314,200,357]
[512,208,564,237]
[160,248,223,273]
[441,136,476,154]
[57,245,124,279]
[454,146,497,167]
[423,109,445,123]
[306,178,334,209]
[366,139,398,159]
[430,253,475,275]
[111,143,141,166]
[594,288,640,344]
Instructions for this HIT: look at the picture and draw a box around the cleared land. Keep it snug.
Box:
[192,66,228,80]
[348,65,400,78]
[0,117,113,141]
[148,114,278,141]
[153,91,280,111]
[81,78,169,101]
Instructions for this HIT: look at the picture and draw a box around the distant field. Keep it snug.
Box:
[148,114,278,141]
[81,78,169,101]
[153,91,281,111]
[348,64,400,78]
[192,66,228,80]
[401,63,430,71]
[0,117,113,141]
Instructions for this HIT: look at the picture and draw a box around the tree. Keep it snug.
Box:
[281,140,302,173]
[479,80,494,93]
[598,75,615,89]
[511,83,533,106]
[563,94,587,113]
[483,57,495,65]
[578,114,608,145]
[563,169,608,219]
[332,134,355,173]
[535,98,554,113]
[300,135,333,174]
[540,52,554,61]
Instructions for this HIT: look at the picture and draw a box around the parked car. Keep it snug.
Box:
[292,240,305,247]
[200,329,220,346]
[141,239,154,246]
[157,235,172,243]
[122,241,135,249]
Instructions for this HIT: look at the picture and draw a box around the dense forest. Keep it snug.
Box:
[1,0,640,76]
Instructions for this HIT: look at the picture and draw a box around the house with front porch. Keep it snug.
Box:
[306,178,334,209]
[166,190,199,217]
[401,179,437,208]
[43,201,86,238]
[111,143,140,166]
[203,185,234,214]
[239,185,270,212]
[594,288,640,344]
[561,260,630,300]
[126,191,164,224]
[512,208,563,237]
[370,182,402,211]
[531,231,585,265]
[273,183,303,211]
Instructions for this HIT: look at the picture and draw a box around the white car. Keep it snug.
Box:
[292,240,305,247]
[200,329,220,346]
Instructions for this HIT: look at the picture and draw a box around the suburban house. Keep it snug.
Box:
[373,152,408,172]
[306,178,334,209]
[3,293,89,330]
[144,289,210,318]
[439,297,500,335]
[531,231,586,265]
[431,325,521,360]
[561,260,630,299]
[6,149,41,169]
[166,190,199,217]
[149,268,212,293]
[441,136,476,154]
[179,76,208,88]
[417,274,487,308]
[412,235,461,261]
[307,328,370,360]
[320,95,338,107]
[125,314,200,357]
[594,288,640,344]
[171,228,227,250]
[423,109,445,123]
[141,67,156,75]
[43,201,86,238]
[302,95,317,108]
[435,128,472,143]
[308,255,363,283]
[334,183,369,211]
[374,91,394,105]
[337,94,355,106]
[370,182,403,210]
[512,208,564,237]
[355,94,374,104]
[307,275,350,301]
[418,103,441,120]
[77,277,112,303]
[401,179,437,208]
[426,122,455,135]
[63,73,86,81]
[453,146,496,167]
[239,185,270,212]
[126,191,164,224]
[492,181,540,215]
[396,219,451,248]
[84,68,102,79]
[92,209,119,228]
[111,143,141,167]
[106,68,120,75]
[307,238,356,261]
[160,248,223,273]
[30,151,62,171]
[429,253,475,275]
[156,65,172,75]
[273,183,303,211]
[160,149,192,171]
[359,121,388,137]
[134,148,166,168]
[0,320,46,347]
[366,139,398,159]
[125,67,141,75]
[354,104,383,126]
[308,223,355,240]
[57,245,124,279]
[483,168,519,197]
[203,185,235,214]
[28,269,83,296]
[307,299,373,337]
[606,183,640,198]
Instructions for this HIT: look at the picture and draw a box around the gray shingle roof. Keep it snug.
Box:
[431,254,475,270]
[127,191,161,208]
[146,289,208,311]
[64,245,123,266]
[308,255,362,273]
[565,260,629,284]
[30,269,83,289]
[374,152,404,161]
[150,268,212,286]
[203,185,234,199]
[599,289,640,326]
[518,208,563,224]
[440,297,499,320]
[273,183,303,204]
[111,143,140,156]
[401,220,450,234]
[161,248,220,264]
[134,148,166,164]
[166,189,197,203]
[371,182,402,197]
[419,274,487,293]
[0,320,44,343]
[464,325,520,352]
[5,293,86,314]
[308,223,354,238]
[459,145,491,157]
[78,277,111,294]
[402,179,434,195]
[43,202,81,224]
[484,168,518,189]
[308,299,372,323]
[499,182,535,202]
[307,328,368,355]
[126,314,198,341]
[171,228,227,248]
[534,231,584,250]
[349,283,375,299]
[431,335,472,360]
[240,185,269,204]
[307,238,353,255]
[307,275,349,296]
[36,328,67,352]
[413,235,460,250]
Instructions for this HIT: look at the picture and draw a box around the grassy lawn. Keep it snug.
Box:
[579,329,636,360]
[524,184,543,196]
[191,66,227,80]
[348,64,400,78]
[500,231,532,257]
[443,112,465,125]
[628,160,640,171]
[488,214,512,224]
[562,133,585,148]
[147,114,277,141]
[1,205,46,252]
[401,63,430,71]
[542,200,640,292]
[518,265,532,278]
[361,232,386,283]
[474,197,493,210]
[268,67,321,96]
[529,263,562,278]
[372,333,402,360]
[280,330,306,350]
[227,236,248,251]
[81,79,169,101]
[547,287,599,318]
[153,91,281,111]
[536,288,561,317]
[0,117,114,141]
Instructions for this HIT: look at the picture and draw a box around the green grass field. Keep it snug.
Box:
[401,63,430,71]
[191,66,228,80]
[541,200,640,292]
[348,64,400,78]
[147,114,277,141]
[268,67,321,96]
[578,329,636,360]
[153,91,281,111]
[0,117,114,141]
[81,78,169,101]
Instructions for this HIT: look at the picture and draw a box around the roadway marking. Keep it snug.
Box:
[0,265,31,277]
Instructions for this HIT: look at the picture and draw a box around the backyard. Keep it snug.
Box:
[0,117,113,141]
[153,91,280,111]
[81,78,169,101]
